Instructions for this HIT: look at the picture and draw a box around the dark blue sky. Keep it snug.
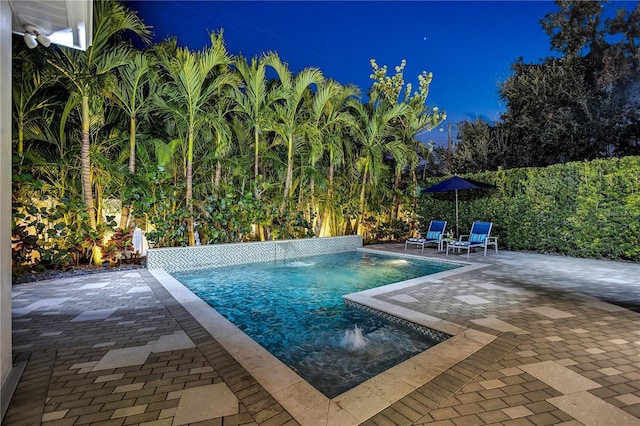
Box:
[123,1,619,144]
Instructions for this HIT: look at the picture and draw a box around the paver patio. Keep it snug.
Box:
[5,246,640,425]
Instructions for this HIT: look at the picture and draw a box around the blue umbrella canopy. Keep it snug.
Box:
[422,176,496,193]
[421,176,496,236]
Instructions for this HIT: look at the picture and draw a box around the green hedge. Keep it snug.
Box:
[417,156,640,261]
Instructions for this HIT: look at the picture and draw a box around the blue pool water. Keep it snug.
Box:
[173,250,460,397]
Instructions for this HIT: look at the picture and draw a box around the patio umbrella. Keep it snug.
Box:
[421,176,496,237]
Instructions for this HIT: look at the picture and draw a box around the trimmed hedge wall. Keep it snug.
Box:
[417,156,640,261]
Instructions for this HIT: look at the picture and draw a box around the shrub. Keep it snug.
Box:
[418,156,640,261]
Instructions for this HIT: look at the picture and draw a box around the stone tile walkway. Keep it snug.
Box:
[5,246,640,425]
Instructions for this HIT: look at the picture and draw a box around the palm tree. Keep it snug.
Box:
[154,32,235,246]
[12,46,58,161]
[227,116,255,193]
[388,130,415,221]
[263,53,324,214]
[347,99,409,235]
[89,105,134,226]
[204,95,235,192]
[45,0,149,237]
[232,54,280,197]
[109,52,155,229]
[311,80,359,236]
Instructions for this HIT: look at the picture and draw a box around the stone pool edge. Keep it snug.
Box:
[149,258,496,425]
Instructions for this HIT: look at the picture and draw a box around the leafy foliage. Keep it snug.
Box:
[101,228,134,265]
[418,156,640,261]
[196,192,266,243]
[15,0,640,272]
[449,1,640,172]
[11,190,115,269]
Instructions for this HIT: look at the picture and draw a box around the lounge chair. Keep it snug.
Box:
[404,220,447,253]
[446,221,492,258]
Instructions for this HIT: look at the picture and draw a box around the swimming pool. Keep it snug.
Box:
[172,250,461,397]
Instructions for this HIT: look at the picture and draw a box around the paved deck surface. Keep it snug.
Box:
[6,246,640,425]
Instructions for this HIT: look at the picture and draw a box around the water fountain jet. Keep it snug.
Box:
[341,325,368,351]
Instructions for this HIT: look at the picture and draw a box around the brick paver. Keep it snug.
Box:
[6,247,640,425]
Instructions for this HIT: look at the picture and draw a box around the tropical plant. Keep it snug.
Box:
[263,53,324,214]
[311,80,359,236]
[10,2,462,270]
[12,45,58,161]
[101,228,134,265]
[153,31,235,246]
[232,53,281,197]
[109,51,155,228]
[368,59,445,220]
[347,98,408,235]
[44,0,149,262]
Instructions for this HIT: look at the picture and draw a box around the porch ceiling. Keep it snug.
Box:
[9,0,92,51]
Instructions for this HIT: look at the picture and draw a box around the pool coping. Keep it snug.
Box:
[149,252,496,425]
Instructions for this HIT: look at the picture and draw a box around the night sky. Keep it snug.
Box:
[123,1,627,144]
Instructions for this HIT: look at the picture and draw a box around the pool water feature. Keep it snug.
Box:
[172,250,460,398]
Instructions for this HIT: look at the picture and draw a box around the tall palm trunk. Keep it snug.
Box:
[95,182,103,229]
[215,161,222,189]
[17,124,24,158]
[412,169,419,211]
[214,131,223,190]
[81,94,101,265]
[320,155,336,237]
[253,127,267,239]
[253,127,260,197]
[81,94,96,230]
[391,168,402,221]
[280,135,295,214]
[410,169,420,235]
[357,165,368,236]
[328,151,335,199]
[310,177,321,236]
[186,127,195,246]
[128,116,136,173]
[118,116,136,229]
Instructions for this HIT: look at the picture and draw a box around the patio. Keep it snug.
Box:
[5,246,640,425]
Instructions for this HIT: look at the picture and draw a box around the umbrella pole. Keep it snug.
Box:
[455,189,459,238]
